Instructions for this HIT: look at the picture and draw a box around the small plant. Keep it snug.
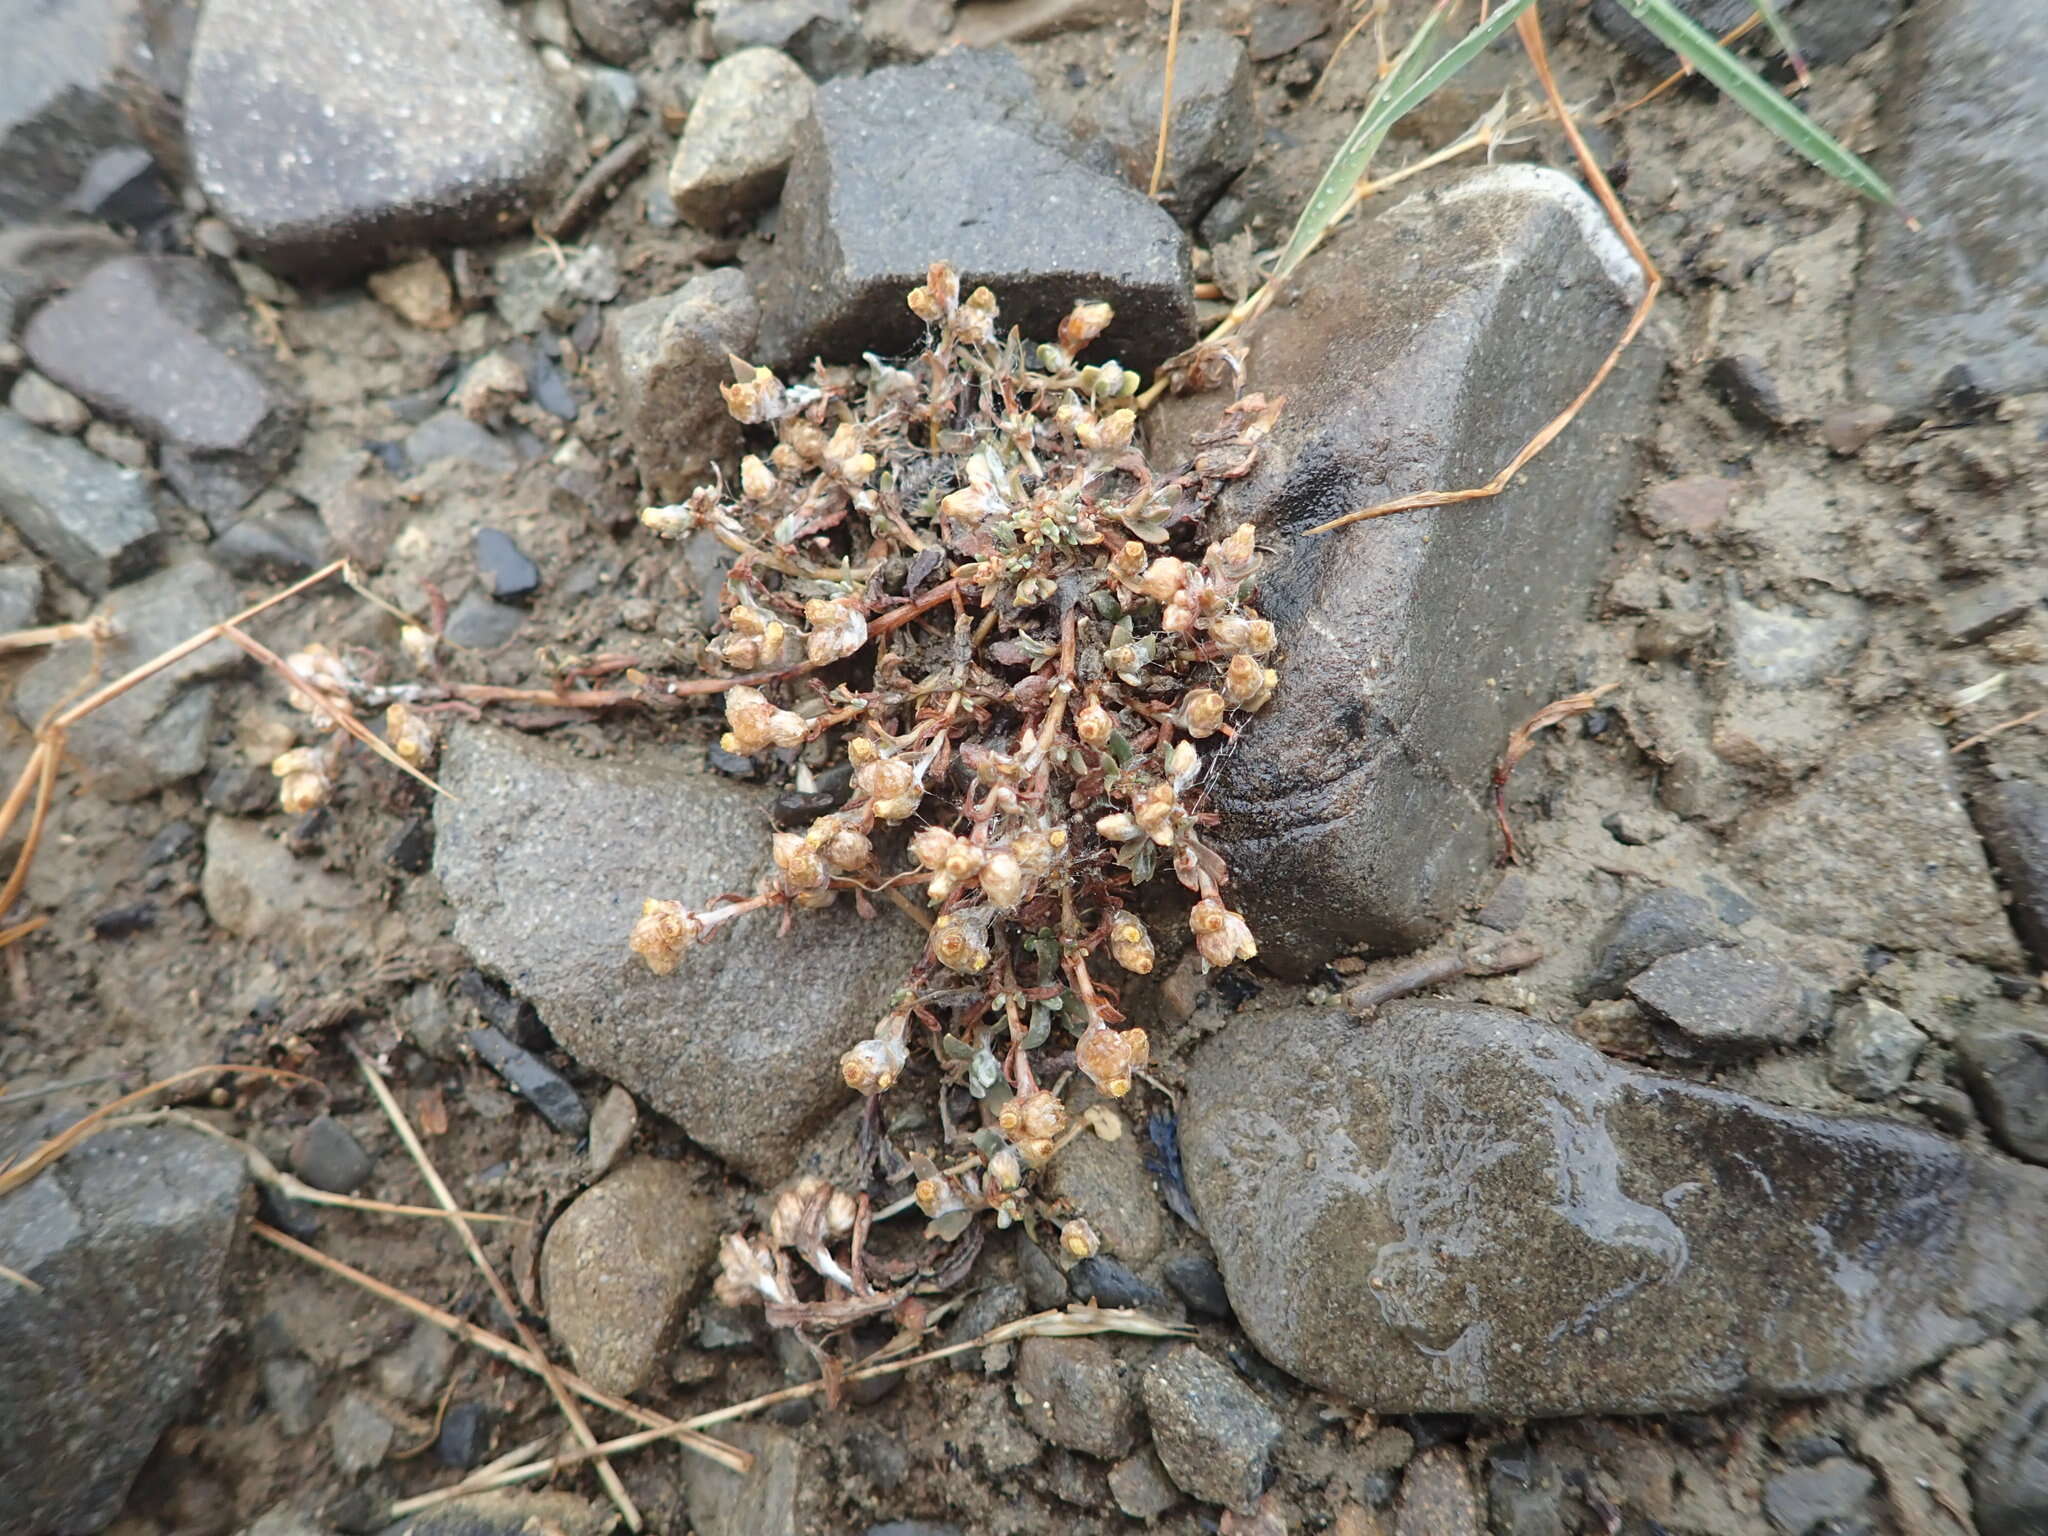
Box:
[628,264,1280,1299]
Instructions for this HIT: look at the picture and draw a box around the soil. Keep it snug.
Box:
[3,2,2044,1533]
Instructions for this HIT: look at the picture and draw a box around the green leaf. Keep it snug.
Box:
[1275,0,1540,283]
[1022,1004,1052,1051]
[1621,0,1893,204]
[1745,0,1808,80]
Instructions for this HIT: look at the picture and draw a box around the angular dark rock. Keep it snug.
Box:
[1065,1254,1162,1310]
[1140,1345,1281,1512]
[290,1115,374,1195]
[1826,997,1925,1102]
[1151,165,1659,975]
[1736,716,2020,967]
[25,256,305,515]
[1014,1336,1142,1460]
[210,509,330,580]
[541,1159,716,1395]
[15,562,241,799]
[1096,32,1254,227]
[0,561,41,630]
[0,1124,247,1534]
[1973,1377,2048,1536]
[1956,1023,2048,1166]
[186,0,577,274]
[69,145,175,229]
[754,49,1193,376]
[1181,1003,2048,1415]
[433,725,923,1184]
[1937,577,2037,646]
[404,410,519,476]
[1625,944,1816,1054]
[434,1403,491,1470]
[467,1025,589,1138]
[474,528,541,603]
[1848,0,2048,410]
[1706,353,1790,431]
[568,0,688,64]
[1161,1252,1232,1320]
[0,411,161,592]
[0,0,137,223]
[709,0,870,78]
[666,48,815,229]
[603,266,759,502]
[1590,0,1899,69]
[1976,779,2048,971]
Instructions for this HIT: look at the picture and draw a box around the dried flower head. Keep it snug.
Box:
[629,267,1284,1297]
[1060,1219,1101,1259]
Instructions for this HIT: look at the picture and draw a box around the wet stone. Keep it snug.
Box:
[1180,1002,2048,1415]
[1762,1459,1877,1535]
[603,265,759,502]
[16,563,241,799]
[1589,890,1727,1003]
[1973,1376,2048,1536]
[290,1115,373,1194]
[1976,780,2048,969]
[668,48,816,229]
[1150,165,1659,976]
[709,0,870,79]
[1014,1336,1142,1460]
[24,256,305,516]
[1141,1345,1281,1513]
[1162,1252,1232,1320]
[186,0,577,273]
[0,0,135,223]
[0,1125,247,1534]
[1737,716,2020,968]
[1956,1023,2048,1166]
[541,1159,716,1396]
[754,48,1193,376]
[467,1025,588,1138]
[1828,998,1926,1101]
[474,528,540,603]
[0,412,161,593]
[434,725,922,1184]
[1096,31,1254,227]
[0,222,125,341]
[1849,0,2048,409]
[1626,945,1816,1055]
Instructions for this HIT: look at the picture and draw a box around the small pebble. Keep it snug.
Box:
[468,1024,588,1137]
[475,527,541,603]
[290,1115,374,1195]
[434,1402,491,1469]
[587,1084,638,1178]
[1067,1255,1164,1310]
[9,370,91,434]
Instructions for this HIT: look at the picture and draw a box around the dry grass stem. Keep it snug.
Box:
[251,1222,749,1474]
[1492,680,1621,862]
[346,1038,645,1528]
[0,618,117,656]
[1601,11,1764,120]
[1303,12,1663,535]
[1148,0,1186,198]
[387,1306,1188,1515]
[1951,706,2047,754]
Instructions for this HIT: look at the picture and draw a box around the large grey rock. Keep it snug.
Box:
[1591,0,1899,69]
[0,411,161,593]
[433,725,924,1185]
[186,0,577,273]
[1976,779,2048,970]
[25,256,304,515]
[603,267,760,506]
[0,0,135,224]
[1096,31,1254,228]
[1735,716,2020,968]
[666,48,815,229]
[1151,165,1659,976]
[1973,1377,2048,1536]
[540,1159,718,1396]
[1848,0,2048,410]
[754,49,1193,375]
[16,562,242,799]
[0,1124,247,1535]
[1180,1003,2048,1416]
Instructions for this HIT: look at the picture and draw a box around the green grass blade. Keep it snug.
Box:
[1622,0,1893,203]
[1746,0,1810,83]
[1275,0,1541,282]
